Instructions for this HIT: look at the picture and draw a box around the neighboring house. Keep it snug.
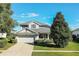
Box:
[0,32,7,38]
[72,28,79,39]
[16,21,50,43]
[11,30,17,34]
[0,30,16,38]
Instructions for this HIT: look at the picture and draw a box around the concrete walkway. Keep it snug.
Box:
[33,50,79,52]
[0,43,33,56]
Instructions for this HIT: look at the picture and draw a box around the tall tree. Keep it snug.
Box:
[50,12,71,48]
[0,3,16,34]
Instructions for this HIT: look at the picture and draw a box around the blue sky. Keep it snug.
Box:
[11,3,79,31]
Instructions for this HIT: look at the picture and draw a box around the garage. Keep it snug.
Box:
[16,29,37,43]
[16,36,34,43]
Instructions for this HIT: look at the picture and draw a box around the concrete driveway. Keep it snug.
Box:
[0,43,34,56]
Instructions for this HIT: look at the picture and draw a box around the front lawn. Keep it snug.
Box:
[34,42,79,50]
[33,41,79,56]
[0,43,15,50]
[0,43,15,53]
[32,52,79,56]
[0,36,17,51]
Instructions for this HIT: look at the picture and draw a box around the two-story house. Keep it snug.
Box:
[16,21,50,43]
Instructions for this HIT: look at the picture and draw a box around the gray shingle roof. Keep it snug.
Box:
[20,20,50,27]
[16,28,38,36]
[16,27,50,36]
[16,32,36,36]
[17,20,50,36]
[31,27,50,33]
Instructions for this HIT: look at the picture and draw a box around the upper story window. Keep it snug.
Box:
[25,25,28,27]
[31,24,36,29]
[22,25,28,29]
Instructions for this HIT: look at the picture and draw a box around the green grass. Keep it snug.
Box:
[34,42,79,50]
[0,43,15,53]
[0,43,15,50]
[32,52,79,56]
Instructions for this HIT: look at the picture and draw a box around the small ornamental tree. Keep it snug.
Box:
[50,12,71,48]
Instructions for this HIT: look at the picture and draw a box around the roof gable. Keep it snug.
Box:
[16,28,38,36]
[20,20,50,27]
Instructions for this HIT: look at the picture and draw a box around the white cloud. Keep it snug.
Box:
[26,13,39,17]
[42,16,51,20]
[13,13,39,19]
[70,23,79,30]
[69,19,79,30]
[21,13,25,16]
[47,16,51,18]
[75,19,79,23]
[45,22,51,26]
[42,17,46,19]
[19,12,39,18]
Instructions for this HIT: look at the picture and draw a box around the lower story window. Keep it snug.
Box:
[39,34,48,38]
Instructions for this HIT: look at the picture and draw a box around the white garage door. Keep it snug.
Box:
[16,36,34,43]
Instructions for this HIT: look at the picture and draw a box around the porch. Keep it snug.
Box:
[38,33,50,39]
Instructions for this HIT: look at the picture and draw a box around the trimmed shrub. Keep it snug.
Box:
[43,39,53,43]
[34,39,53,46]
[7,34,17,43]
[8,39,17,43]
[0,38,7,48]
[34,39,44,44]
[34,39,55,47]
